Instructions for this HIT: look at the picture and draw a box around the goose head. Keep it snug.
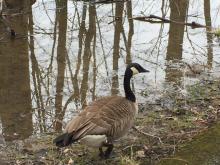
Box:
[126,63,149,76]
[124,63,149,102]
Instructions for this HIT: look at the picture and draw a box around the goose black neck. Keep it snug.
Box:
[124,69,136,102]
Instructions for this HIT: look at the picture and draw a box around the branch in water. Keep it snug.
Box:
[131,14,207,28]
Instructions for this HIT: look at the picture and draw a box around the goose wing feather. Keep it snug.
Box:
[65,96,137,140]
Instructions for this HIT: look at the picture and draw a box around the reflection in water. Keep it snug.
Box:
[0,1,33,141]
[80,4,96,109]
[54,0,68,131]
[204,0,213,67]
[92,51,97,101]
[5,0,35,9]
[165,0,188,84]
[125,1,134,64]
[69,3,88,108]
[29,5,46,133]
[111,3,124,95]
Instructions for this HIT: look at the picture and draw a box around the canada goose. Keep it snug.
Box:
[53,63,149,158]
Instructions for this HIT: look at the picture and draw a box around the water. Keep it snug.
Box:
[0,0,220,163]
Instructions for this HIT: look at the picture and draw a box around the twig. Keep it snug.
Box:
[133,126,163,144]
[108,16,121,24]
[92,0,129,4]
[122,144,142,151]
[132,14,207,28]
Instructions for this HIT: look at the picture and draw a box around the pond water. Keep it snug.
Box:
[0,0,220,163]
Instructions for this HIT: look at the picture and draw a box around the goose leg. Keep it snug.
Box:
[104,143,114,158]
[99,147,105,158]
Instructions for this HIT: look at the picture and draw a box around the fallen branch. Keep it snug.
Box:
[132,14,206,28]
[132,126,163,144]
[92,0,129,4]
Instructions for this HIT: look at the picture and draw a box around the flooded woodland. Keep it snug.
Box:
[0,0,220,164]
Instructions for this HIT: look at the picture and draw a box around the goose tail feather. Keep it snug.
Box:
[53,133,74,147]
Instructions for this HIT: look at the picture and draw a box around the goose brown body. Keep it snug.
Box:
[65,96,137,144]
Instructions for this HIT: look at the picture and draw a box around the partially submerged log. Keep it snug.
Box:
[132,14,207,28]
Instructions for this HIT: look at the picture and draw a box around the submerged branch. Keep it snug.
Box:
[92,0,129,4]
[132,14,207,28]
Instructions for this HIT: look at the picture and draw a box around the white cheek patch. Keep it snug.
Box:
[130,67,139,75]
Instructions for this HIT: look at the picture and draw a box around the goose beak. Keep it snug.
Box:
[141,68,150,73]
